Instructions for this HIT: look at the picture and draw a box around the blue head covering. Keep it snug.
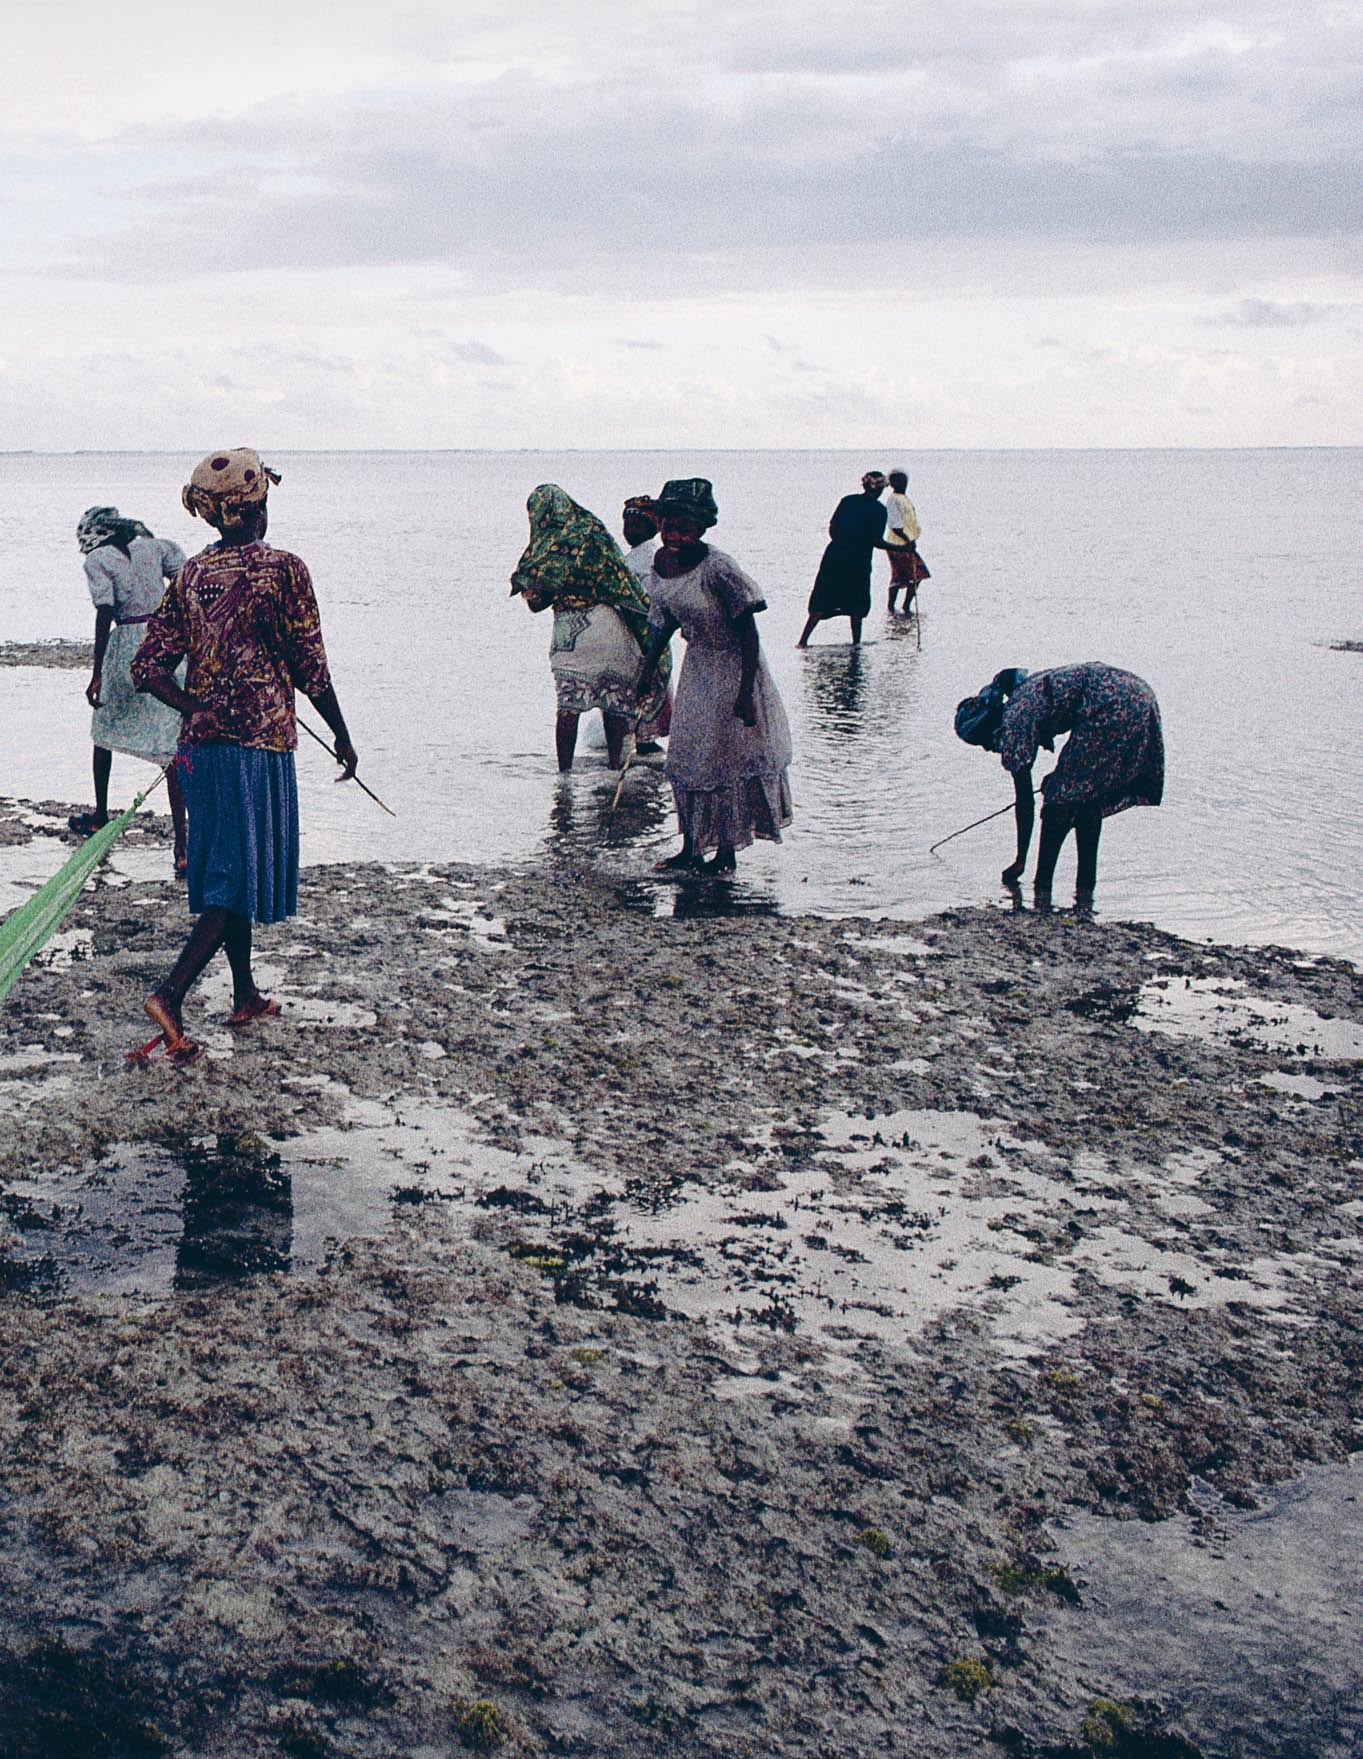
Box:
[954,668,1029,751]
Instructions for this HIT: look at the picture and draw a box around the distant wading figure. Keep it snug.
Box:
[510,485,670,771]
[70,507,189,869]
[132,449,357,1064]
[797,470,888,648]
[883,470,930,614]
[621,495,661,580]
[954,662,1164,909]
[636,478,793,874]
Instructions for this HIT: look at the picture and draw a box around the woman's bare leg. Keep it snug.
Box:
[1074,806,1103,900]
[656,835,702,871]
[92,747,112,823]
[603,711,629,769]
[1032,806,1072,904]
[145,906,232,1042]
[796,615,820,648]
[222,913,257,1011]
[555,711,580,772]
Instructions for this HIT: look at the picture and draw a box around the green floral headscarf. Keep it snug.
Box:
[511,485,669,681]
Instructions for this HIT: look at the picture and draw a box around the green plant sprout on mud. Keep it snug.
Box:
[992,1559,1080,1602]
[1080,1697,1204,1757]
[855,1526,891,1558]
[454,1696,507,1750]
[939,1656,992,1701]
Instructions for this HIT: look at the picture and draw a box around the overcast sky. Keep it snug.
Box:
[4,0,1359,449]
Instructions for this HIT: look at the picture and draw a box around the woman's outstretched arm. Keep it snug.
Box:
[1002,766,1034,884]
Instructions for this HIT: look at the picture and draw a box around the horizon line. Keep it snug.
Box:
[1,443,1357,458]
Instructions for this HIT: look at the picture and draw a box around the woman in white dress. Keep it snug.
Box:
[636,479,792,874]
[71,506,188,870]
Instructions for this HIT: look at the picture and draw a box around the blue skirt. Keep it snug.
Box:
[180,743,299,923]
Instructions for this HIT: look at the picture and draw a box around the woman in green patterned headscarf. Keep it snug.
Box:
[510,483,670,771]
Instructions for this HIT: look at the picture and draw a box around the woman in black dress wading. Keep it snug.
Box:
[797,470,888,648]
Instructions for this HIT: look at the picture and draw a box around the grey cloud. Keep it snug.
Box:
[48,60,1363,291]
[1203,298,1336,327]
[446,339,508,364]
[612,337,664,351]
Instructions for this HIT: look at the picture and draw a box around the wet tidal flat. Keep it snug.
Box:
[0,797,1360,1758]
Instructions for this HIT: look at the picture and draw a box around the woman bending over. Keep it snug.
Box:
[955,661,1163,909]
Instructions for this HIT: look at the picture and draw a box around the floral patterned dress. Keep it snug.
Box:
[132,541,334,922]
[133,541,332,750]
[647,549,793,854]
[997,662,1164,818]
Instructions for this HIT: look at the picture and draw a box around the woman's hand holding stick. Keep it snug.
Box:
[298,717,394,816]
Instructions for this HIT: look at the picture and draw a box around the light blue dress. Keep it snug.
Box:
[86,536,186,763]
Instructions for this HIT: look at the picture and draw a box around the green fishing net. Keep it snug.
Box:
[0,791,150,1008]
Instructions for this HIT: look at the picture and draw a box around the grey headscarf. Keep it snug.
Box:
[77,506,152,555]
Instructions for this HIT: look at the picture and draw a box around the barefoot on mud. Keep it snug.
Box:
[228,993,281,1027]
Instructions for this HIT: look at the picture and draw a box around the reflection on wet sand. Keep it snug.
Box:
[669,880,780,920]
[173,1137,293,1290]
[0,1134,295,1298]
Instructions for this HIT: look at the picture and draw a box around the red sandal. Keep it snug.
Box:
[227,994,281,1027]
[126,1030,204,1068]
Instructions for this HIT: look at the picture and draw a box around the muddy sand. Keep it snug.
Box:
[0,792,1359,1758]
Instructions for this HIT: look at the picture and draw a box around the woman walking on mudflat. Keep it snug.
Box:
[636,479,792,874]
[954,661,1163,910]
[131,449,357,1064]
[70,506,189,869]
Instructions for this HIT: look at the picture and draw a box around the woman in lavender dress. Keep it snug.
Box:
[954,661,1163,908]
[635,479,792,874]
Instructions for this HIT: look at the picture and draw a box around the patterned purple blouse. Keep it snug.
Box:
[132,541,332,752]
[997,661,1164,818]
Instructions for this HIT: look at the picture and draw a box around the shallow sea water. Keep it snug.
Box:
[1,446,1360,959]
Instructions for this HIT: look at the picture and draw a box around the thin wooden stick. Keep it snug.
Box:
[610,718,644,811]
[298,719,397,817]
[928,787,1040,856]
